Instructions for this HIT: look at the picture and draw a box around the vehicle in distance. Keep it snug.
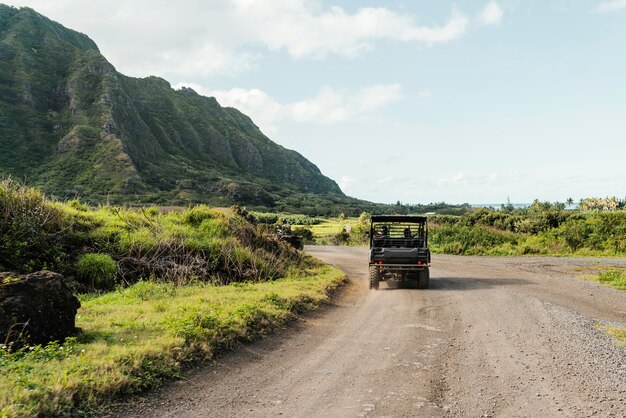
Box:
[368,215,431,290]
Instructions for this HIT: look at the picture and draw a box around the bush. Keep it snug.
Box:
[597,268,626,290]
[348,212,370,245]
[251,212,279,224]
[561,220,590,251]
[183,205,217,226]
[332,230,351,245]
[0,178,68,273]
[293,227,314,242]
[76,253,117,288]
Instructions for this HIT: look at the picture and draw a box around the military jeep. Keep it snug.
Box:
[368,215,431,290]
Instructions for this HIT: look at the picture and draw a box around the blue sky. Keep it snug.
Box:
[4,0,626,204]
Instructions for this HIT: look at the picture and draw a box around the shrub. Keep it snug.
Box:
[76,253,117,288]
[199,218,229,239]
[348,212,370,245]
[560,220,590,251]
[0,178,69,273]
[597,268,626,290]
[251,212,280,224]
[183,205,216,226]
[332,230,351,245]
[293,227,314,242]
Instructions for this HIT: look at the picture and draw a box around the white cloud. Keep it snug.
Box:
[175,82,403,132]
[3,0,469,77]
[130,43,258,78]
[478,1,504,26]
[234,2,469,59]
[597,0,626,12]
[338,176,359,192]
[354,84,404,112]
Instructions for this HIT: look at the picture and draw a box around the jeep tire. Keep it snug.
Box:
[369,265,380,290]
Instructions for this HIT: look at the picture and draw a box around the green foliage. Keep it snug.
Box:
[75,253,117,288]
[0,178,69,272]
[596,268,626,290]
[561,220,590,251]
[424,204,626,257]
[430,222,519,255]
[252,212,322,225]
[349,212,371,243]
[0,266,345,417]
[293,227,314,242]
[0,179,309,290]
[303,205,626,257]
[0,5,351,211]
[183,205,217,226]
[123,281,177,301]
[332,230,351,245]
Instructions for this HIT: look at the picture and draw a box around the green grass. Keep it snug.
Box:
[303,208,626,258]
[305,217,361,244]
[0,265,345,417]
[0,178,306,287]
[595,268,626,290]
[75,253,117,289]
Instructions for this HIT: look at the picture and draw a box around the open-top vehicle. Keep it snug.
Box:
[369,215,431,290]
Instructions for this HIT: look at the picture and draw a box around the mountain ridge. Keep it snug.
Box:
[0,5,347,210]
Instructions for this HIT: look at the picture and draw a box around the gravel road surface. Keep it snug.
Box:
[111,247,626,417]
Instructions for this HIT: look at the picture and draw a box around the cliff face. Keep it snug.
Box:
[0,5,342,206]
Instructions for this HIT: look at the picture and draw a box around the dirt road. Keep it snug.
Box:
[113,247,626,417]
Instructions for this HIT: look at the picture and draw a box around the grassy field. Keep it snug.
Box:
[305,217,361,244]
[0,266,345,417]
[594,268,626,291]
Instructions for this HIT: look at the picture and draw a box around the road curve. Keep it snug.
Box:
[111,247,626,417]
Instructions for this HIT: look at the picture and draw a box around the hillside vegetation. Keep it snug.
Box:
[0,178,345,416]
[0,5,344,208]
[0,178,309,289]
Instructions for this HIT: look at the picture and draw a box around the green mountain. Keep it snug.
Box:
[0,5,349,210]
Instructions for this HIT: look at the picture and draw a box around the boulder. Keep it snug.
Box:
[0,271,80,348]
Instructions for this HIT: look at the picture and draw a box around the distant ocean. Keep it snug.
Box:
[470,203,532,209]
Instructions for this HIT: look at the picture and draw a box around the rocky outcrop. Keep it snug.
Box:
[0,271,80,348]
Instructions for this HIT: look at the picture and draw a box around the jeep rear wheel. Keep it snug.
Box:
[417,268,430,289]
[369,265,380,290]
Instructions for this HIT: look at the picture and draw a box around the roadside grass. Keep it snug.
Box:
[303,217,363,245]
[605,327,626,347]
[307,218,357,238]
[595,268,626,290]
[0,265,345,417]
[299,205,626,258]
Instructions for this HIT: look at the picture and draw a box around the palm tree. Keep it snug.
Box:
[566,197,574,209]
